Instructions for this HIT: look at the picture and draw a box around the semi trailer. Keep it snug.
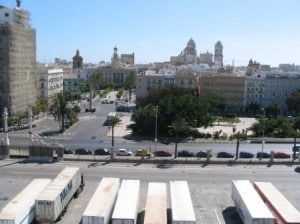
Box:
[0,178,51,224]
[35,167,84,223]
[82,177,120,224]
[231,180,275,224]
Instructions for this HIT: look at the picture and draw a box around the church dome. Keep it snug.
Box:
[187,38,196,47]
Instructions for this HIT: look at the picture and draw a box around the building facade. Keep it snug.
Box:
[199,74,245,112]
[214,41,223,69]
[121,53,134,65]
[135,70,175,100]
[0,4,37,114]
[244,72,300,114]
[170,39,223,69]
[38,67,63,106]
[72,49,83,69]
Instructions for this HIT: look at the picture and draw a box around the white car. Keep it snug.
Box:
[116,148,132,156]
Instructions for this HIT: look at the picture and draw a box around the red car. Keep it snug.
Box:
[154,150,172,157]
[274,152,291,159]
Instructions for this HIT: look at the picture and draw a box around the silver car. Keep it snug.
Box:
[116,148,133,156]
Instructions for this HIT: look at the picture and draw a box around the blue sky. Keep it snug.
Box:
[3,0,300,66]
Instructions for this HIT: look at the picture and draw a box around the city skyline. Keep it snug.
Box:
[4,0,300,66]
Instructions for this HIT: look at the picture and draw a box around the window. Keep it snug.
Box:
[5,13,9,17]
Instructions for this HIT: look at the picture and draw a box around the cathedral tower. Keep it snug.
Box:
[214,41,223,69]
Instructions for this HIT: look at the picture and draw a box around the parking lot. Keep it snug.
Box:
[0,159,299,224]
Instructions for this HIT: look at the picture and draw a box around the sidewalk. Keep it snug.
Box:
[107,114,133,137]
[197,117,257,136]
[107,116,258,139]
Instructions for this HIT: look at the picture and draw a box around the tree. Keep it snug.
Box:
[286,89,300,115]
[32,100,48,119]
[90,71,104,91]
[265,103,280,118]
[125,71,136,101]
[251,116,295,138]
[246,102,261,115]
[131,104,157,136]
[169,119,193,158]
[107,116,121,159]
[50,92,79,132]
[205,93,225,113]
[132,87,213,137]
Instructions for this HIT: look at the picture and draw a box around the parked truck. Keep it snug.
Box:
[231,180,275,224]
[82,177,120,224]
[0,178,51,224]
[254,182,300,224]
[111,179,140,224]
[170,180,196,224]
[35,167,84,223]
[143,182,167,224]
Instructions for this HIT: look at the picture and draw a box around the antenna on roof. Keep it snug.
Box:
[16,0,21,8]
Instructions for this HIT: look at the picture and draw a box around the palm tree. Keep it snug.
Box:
[107,116,121,159]
[169,119,192,158]
[50,92,79,132]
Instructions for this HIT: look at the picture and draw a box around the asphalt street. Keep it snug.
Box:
[0,160,299,224]
[1,94,296,156]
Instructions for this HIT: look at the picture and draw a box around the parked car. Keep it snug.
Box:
[75,148,92,155]
[154,150,172,157]
[101,99,109,104]
[116,148,133,156]
[135,148,152,158]
[63,148,73,154]
[94,148,110,155]
[274,152,291,159]
[216,152,234,158]
[178,150,195,157]
[239,151,254,158]
[196,151,210,158]
[256,152,271,159]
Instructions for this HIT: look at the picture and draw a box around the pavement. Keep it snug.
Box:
[108,116,258,139]
[107,114,133,137]
[197,117,257,137]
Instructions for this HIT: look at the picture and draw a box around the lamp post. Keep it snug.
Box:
[154,106,158,153]
[293,129,299,160]
[3,107,9,145]
[28,106,33,143]
[261,107,265,159]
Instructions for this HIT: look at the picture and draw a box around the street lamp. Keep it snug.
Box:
[154,106,158,153]
[3,107,9,145]
[261,107,265,159]
[28,106,33,143]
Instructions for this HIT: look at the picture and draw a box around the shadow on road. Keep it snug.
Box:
[87,161,111,167]
[39,130,61,136]
[156,163,174,169]
[222,206,243,224]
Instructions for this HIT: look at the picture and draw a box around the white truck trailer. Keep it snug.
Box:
[111,179,140,224]
[0,178,51,224]
[231,180,275,224]
[170,180,196,224]
[254,182,300,224]
[35,166,84,223]
[82,177,120,224]
[143,182,167,224]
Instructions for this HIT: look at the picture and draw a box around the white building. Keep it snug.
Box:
[244,72,300,114]
[135,70,175,100]
[38,67,64,106]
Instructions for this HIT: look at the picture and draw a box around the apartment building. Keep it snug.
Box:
[37,67,63,106]
[0,4,37,114]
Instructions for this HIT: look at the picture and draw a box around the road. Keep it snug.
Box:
[0,160,299,224]
[1,96,296,156]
